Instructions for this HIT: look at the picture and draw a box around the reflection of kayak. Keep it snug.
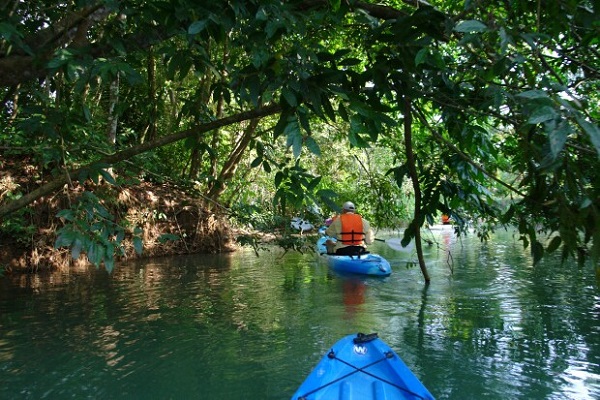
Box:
[291,333,435,400]
[317,236,391,277]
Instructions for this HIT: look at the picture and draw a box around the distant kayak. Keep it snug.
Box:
[316,236,391,277]
[291,217,314,232]
[291,333,435,400]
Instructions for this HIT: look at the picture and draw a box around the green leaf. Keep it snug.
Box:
[316,188,337,199]
[338,103,349,122]
[395,165,412,188]
[0,22,20,40]
[275,171,284,188]
[105,242,115,259]
[454,20,488,33]
[55,230,76,248]
[292,134,302,159]
[580,197,592,209]
[305,136,321,156]
[77,169,89,184]
[500,205,516,224]
[516,90,549,100]
[188,20,207,35]
[262,161,271,173]
[273,112,291,138]
[133,236,144,254]
[71,238,83,259]
[322,96,336,121]
[499,27,512,53]
[82,105,92,122]
[547,236,561,253]
[87,242,100,266]
[250,157,262,168]
[248,77,261,107]
[284,119,303,158]
[575,116,600,158]
[47,49,73,69]
[297,108,311,135]
[532,240,544,264]
[415,48,428,66]
[99,168,116,185]
[527,106,556,124]
[282,88,297,107]
[306,176,322,191]
[348,130,370,148]
[56,209,75,221]
[116,229,125,243]
[104,257,114,274]
[549,120,571,159]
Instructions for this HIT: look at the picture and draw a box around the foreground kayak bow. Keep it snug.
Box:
[292,333,435,400]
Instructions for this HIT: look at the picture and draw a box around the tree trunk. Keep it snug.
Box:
[206,118,260,202]
[105,73,120,178]
[403,96,431,283]
[208,37,229,179]
[142,47,158,144]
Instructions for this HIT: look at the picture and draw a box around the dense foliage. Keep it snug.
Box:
[1,0,598,271]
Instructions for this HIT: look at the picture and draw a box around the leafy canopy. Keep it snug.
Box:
[0,0,598,268]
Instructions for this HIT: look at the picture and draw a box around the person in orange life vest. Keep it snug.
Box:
[324,201,374,255]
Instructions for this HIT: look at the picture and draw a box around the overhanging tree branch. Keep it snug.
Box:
[0,4,105,87]
[412,103,527,198]
[0,104,282,220]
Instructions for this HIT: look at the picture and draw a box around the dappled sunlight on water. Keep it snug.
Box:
[1,230,599,399]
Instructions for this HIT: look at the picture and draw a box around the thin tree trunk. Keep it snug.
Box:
[403,96,431,283]
[106,74,119,148]
[4,84,20,124]
[105,73,119,178]
[206,118,260,201]
[189,70,213,179]
[142,47,158,144]
[208,36,229,179]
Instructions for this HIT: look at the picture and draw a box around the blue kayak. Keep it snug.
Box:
[317,236,392,277]
[291,333,435,400]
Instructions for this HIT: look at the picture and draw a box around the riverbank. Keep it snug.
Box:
[0,163,238,273]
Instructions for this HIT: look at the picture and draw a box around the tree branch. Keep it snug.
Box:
[0,104,282,220]
[412,104,527,198]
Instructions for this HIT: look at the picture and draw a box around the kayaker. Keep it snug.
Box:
[325,201,374,255]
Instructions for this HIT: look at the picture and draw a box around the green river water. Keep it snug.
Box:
[1,228,599,399]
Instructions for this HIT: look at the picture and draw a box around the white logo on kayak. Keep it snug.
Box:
[353,345,368,355]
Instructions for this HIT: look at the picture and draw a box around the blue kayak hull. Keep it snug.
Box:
[317,237,391,277]
[291,333,435,400]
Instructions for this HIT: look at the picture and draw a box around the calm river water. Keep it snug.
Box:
[1,228,599,399]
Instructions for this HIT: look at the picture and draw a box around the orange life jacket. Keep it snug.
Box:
[339,213,364,245]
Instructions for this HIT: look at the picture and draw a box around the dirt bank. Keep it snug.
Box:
[1,158,236,273]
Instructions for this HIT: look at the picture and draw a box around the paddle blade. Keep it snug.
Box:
[385,238,415,252]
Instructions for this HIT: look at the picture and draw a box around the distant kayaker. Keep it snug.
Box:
[325,201,374,255]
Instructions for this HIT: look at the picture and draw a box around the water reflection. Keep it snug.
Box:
[341,278,366,318]
[0,231,599,399]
